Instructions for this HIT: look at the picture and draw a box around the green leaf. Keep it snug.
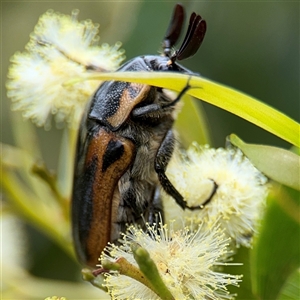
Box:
[251,185,300,299]
[229,134,300,190]
[175,94,211,146]
[277,268,300,300]
[225,247,256,299]
[1,143,74,259]
[8,113,53,203]
[56,127,77,199]
[1,143,53,204]
[77,72,300,147]
[11,111,42,158]
[1,166,73,258]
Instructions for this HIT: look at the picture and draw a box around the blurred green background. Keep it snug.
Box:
[1,0,299,298]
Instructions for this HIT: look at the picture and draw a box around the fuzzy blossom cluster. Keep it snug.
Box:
[6,9,125,129]
[163,143,269,247]
[102,222,242,300]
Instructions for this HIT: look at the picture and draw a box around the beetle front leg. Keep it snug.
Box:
[154,130,188,209]
[147,186,164,225]
[132,83,191,120]
[155,130,218,210]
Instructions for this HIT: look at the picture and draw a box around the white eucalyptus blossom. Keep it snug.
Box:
[102,222,242,300]
[6,9,125,129]
[163,143,269,247]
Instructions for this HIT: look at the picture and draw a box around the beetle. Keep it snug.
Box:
[72,4,217,267]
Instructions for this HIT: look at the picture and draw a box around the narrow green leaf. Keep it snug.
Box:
[1,143,53,204]
[229,134,300,190]
[1,167,74,259]
[224,247,256,299]
[11,111,42,158]
[251,185,300,299]
[277,269,300,300]
[56,127,77,199]
[8,113,53,202]
[77,72,300,147]
[175,94,211,146]
[31,162,69,218]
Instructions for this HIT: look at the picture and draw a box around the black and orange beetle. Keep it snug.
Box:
[72,4,216,267]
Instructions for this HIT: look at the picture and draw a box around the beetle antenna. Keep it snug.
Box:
[171,11,206,62]
[162,4,185,58]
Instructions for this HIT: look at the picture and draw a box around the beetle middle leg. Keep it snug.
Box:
[155,129,218,210]
[147,186,164,225]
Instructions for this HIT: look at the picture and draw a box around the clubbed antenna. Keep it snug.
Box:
[162,4,185,57]
[175,11,206,61]
[164,5,207,64]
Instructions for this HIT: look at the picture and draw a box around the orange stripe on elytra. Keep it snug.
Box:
[84,128,135,266]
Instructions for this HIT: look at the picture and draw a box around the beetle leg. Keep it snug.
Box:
[147,186,164,225]
[154,129,187,209]
[132,82,192,119]
[161,81,191,108]
[131,103,162,119]
[155,130,218,210]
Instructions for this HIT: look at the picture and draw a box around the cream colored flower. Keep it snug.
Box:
[102,222,241,300]
[6,9,125,129]
[163,143,268,247]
